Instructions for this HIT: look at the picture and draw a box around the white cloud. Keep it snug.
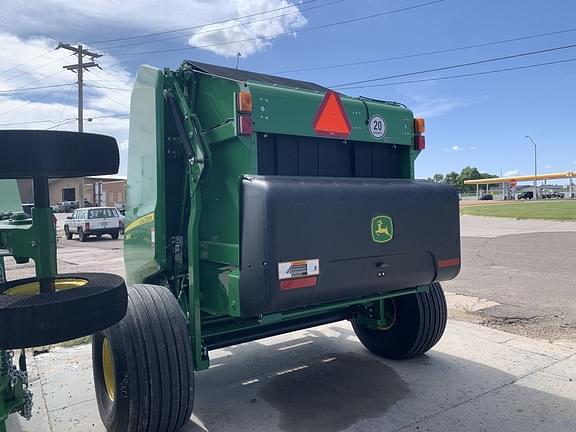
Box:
[189,1,307,57]
[411,97,464,119]
[469,146,477,150]
[504,169,520,176]
[452,145,462,151]
[544,165,553,169]
[0,32,133,174]
[2,0,307,58]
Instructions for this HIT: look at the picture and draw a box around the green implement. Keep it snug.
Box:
[93,60,461,432]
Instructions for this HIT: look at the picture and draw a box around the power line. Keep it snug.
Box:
[113,0,444,57]
[0,48,55,77]
[0,82,75,119]
[88,0,320,45]
[0,118,71,127]
[0,83,73,94]
[1,54,73,83]
[99,0,344,51]
[338,57,576,89]
[57,82,77,123]
[45,119,77,130]
[330,42,576,88]
[85,84,131,91]
[273,26,576,74]
[0,113,129,128]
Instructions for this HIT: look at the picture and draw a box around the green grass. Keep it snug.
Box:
[461,200,576,220]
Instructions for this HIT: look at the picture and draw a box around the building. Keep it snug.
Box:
[17,175,127,208]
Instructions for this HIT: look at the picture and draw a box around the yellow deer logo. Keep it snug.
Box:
[371,215,393,243]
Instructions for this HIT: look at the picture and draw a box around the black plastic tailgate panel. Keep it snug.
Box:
[239,176,460,316]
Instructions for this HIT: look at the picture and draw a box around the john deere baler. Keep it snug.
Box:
[91,61,460,432]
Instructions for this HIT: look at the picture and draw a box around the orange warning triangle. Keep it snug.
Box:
[312,90,352,139]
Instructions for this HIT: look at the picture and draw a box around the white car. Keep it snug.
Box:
[64,207,123,242]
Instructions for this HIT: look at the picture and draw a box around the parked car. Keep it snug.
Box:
[542,190,564,199]
[479,194,493,200]
[57,200,79,212]
[64,207,123,241]
[20,203,57,226]
[517,191,534,199]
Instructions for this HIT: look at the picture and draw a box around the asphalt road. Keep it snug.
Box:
[444,216,576,341]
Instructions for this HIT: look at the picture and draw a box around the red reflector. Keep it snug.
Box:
[312,90,351,138]
[414,135,425,150]
[438,257,460,268]
[280,276,318,291]
[238,114,253,136]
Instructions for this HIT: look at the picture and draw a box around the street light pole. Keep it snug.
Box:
[526,135,538,200]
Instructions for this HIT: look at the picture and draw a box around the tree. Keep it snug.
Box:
[432,173,444,183]
[443,171,461,190]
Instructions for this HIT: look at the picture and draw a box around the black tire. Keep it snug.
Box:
[110,230,119,240]
[0,130,119,179]
[64,225,73,240]
[0,273,127,349]
[92,284,194,432]
[79,228,87,242]
[352,282,447,360]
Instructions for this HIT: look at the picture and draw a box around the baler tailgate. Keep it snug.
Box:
[239,176,460,316]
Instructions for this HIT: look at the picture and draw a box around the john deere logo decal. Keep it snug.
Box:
[371,215,393,243]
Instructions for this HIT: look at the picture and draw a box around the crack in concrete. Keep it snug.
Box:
[32,354,54,432]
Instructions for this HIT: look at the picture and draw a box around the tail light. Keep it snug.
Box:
[236,91,253,136]
[84,222,90,231]
[237,92,253,113]
[414,118,425,134]
[119,220,124,229]
[238,114,253,136]
[414,117,425,150]
[414,135,426,150]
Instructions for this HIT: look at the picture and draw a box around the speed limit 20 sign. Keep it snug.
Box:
[369,115,386,139]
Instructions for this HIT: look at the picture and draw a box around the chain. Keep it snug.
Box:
[2,350,33,420]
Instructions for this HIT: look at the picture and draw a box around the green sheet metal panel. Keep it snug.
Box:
[0,181,22,213]
[248,82,415,145]
[124,66,165,284]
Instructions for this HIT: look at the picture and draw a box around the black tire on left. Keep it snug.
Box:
[78,228,87,242]
[0,273,127,349]
[64,225,73,240]
[352,282,447,360]
[92,284,194,432]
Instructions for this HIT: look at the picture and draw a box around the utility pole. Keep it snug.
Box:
[57,43,102,207]
[526,135,538,200]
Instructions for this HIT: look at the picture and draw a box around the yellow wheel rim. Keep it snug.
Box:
[4,278,88,296]
[102,337,116,401]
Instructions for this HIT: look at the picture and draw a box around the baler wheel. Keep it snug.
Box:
[352,282,447,360]
[0,273,127,349]
[92,284,194,432]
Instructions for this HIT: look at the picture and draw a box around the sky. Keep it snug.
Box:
[1,0,575,180]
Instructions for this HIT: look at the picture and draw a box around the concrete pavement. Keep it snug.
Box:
[459,214,576,237]
[7,319,576,432]
[5,214,576,431]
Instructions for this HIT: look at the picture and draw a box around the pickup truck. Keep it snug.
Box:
[64,206,123,241]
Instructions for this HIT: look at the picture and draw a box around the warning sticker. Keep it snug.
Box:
[278,259,320,280]
[369,114,386,139]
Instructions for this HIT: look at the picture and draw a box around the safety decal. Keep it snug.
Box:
[369,114,386,139]
[278,259,320,280]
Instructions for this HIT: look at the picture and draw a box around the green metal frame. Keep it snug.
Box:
[124,63,423,371]
[0,179,58,428]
